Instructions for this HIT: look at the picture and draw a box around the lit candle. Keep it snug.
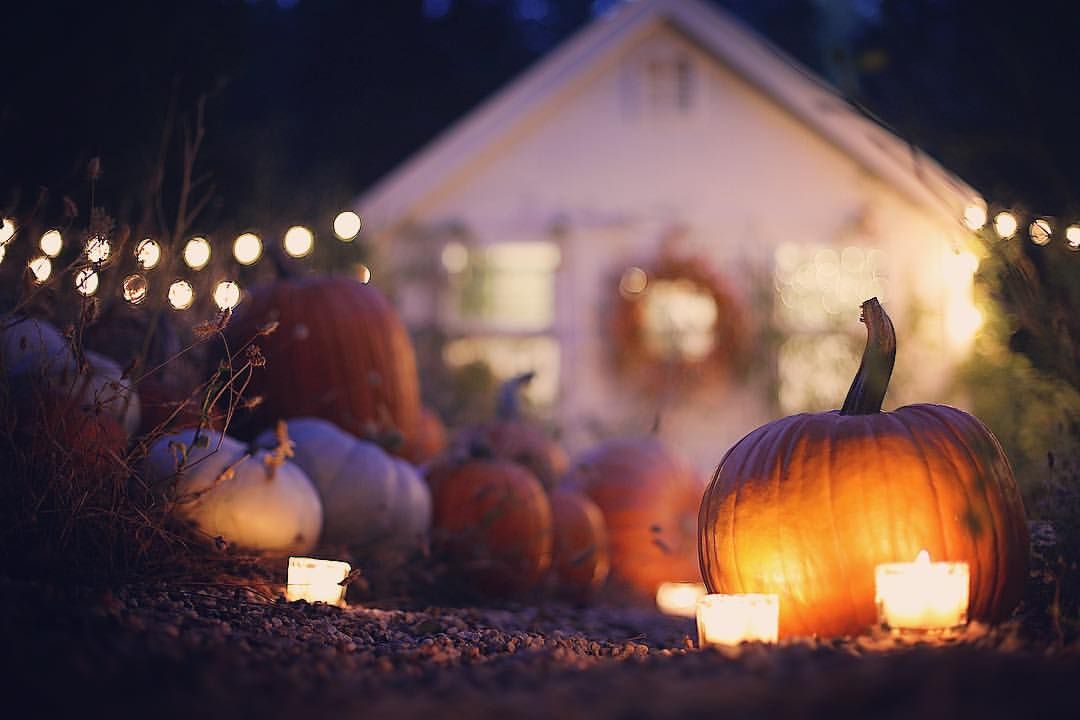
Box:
[656,582,707,618]
[286,556,351,606]
[874,550,969,631]
[696,593,779,647]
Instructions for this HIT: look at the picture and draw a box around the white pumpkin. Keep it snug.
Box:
[0,316,71,376]
[144,428,323,554]
[255,418,432,556]
[1,317,140,436]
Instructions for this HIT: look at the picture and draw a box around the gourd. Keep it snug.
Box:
[563,435,702,598]
[221,276,422,454]
[254,418,431,559]
[698,298,1029,638]
[144,428,322,554]
[430,453,553,597]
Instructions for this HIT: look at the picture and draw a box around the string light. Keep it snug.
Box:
[233,232,262,265]
[1066,225,1080,251]
[85,234,111,263]
[993,211,1018,239]
[122,274,148,304]
[0,217,15,245]
[1029,218,1052,246]
[283,225,314,257]
[40,230,63,257]
[962,202,987,231]
[333,211,362,241]
[183,237,212,270]
[213,280,241,310]
[135,238,161,269]
[168,280,194,310]
[74,268,99,296]
[28,256,52,283]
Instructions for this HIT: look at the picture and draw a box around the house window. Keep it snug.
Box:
[442,240,562,405]
[644,54,695,114]
[446,241,561,332]
[773,244,888,413]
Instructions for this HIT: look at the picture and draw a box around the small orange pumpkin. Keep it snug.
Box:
[698,298,1030,638]
[564,435,702,599]
[430,453,552,597]
[401,405,448,465]
[549,488,610,602]
[457,372,568,488]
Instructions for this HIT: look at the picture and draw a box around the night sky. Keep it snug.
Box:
[4,0,1079,234]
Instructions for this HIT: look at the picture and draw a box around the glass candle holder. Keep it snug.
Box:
[874,550,969,631]
[286,556,351,606]
[696,593,779,646]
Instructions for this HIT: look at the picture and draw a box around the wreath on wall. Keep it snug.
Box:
[609,248,748,394]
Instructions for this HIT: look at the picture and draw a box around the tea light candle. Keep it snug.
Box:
[286,556,351,606]
[874,550,969,631]
[696,593,779,646]
[656,582,708,618]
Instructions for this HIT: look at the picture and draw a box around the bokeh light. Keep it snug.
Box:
[0,217,16,245]
[962,202,987,231]
[619,266,648,297]
[1029,218,1052,246]
[1066,225,1080,251]
[122,274,148,304]
[29,256,52,283]
[136,238,162,269]
[993,211,1018,239]
[183,236,212,269]
[168,280,195,310]
[233,232,263,265]
[40,230,63,257]
[86,234,111,263]
[441,242,468,273]
[74,268,99,296]
[283,225,314,257]
[213,280,241,310]
[333,211,362,241]
[355,264,371,284]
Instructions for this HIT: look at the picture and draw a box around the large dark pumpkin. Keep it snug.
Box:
[564,436,702,599]
[223,276,421,450]
[698,298,1029,639]
[430,456,553,597]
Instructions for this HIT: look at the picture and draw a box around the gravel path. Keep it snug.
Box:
[3,573,1078,720]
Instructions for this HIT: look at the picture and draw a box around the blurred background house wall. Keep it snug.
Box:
[357,0,981,477]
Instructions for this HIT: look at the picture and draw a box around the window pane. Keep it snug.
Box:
[452,241,560,331]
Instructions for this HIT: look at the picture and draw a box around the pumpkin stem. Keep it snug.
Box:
[495,371,535,421]
[839,297,896,416]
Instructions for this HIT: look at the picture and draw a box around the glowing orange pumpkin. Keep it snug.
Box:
[698,298,1029,638]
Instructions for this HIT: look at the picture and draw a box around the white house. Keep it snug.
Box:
[355,0,985,477]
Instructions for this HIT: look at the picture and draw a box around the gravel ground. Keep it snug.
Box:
[2,569,1078,720]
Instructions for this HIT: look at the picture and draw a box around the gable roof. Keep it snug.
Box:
[356,0,980,231]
